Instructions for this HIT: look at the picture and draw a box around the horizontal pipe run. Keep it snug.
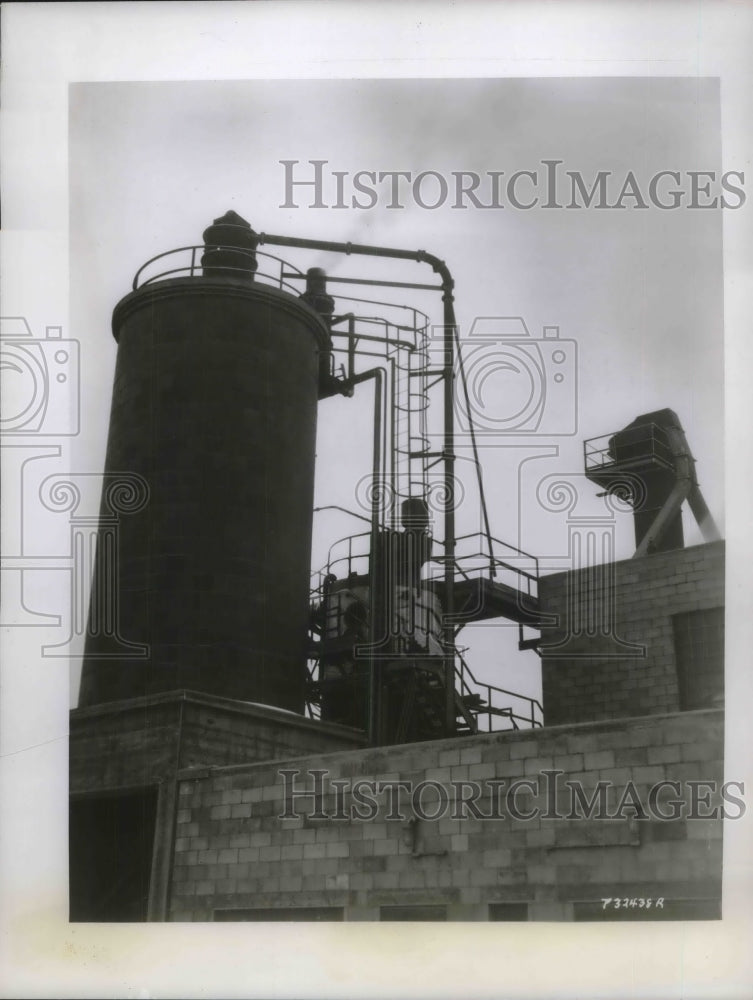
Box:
[258,232,454,289]
[283,272,443,292]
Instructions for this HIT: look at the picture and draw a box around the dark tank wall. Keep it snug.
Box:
[79,276,328,712]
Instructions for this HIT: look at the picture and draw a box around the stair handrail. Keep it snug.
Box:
[454,649,543,731]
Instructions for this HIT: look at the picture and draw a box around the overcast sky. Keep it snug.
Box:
[65,76,724,704]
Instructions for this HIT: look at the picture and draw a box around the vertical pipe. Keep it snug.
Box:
[442,292,457,737]
[347,314,356,381]
[369,371,383,744]
[345,368,383,746]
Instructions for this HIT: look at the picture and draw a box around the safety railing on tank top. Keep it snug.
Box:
[131,245,306,298]
[315,530,372,588]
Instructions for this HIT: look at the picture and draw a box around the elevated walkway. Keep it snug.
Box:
[427,576,544,627]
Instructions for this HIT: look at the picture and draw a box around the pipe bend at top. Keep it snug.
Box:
[256,231,455,296]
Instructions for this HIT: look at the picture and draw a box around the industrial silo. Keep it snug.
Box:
[78,212,330,713]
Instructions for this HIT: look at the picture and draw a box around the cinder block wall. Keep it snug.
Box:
[169,708,724,921]
[69,691,365,920]
[538,541,724,726]
[70,690,365,794]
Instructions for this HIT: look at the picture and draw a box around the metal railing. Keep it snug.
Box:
[424,531,539,600]
[131,244,306,296]
[584,423,675,474]
[325,299,434,524]
[313,529,539,600]
[314,530,372,591]
[305,526,544,732]
[303,643,543,733]
[304,660,322,722]
[455,649,543,731]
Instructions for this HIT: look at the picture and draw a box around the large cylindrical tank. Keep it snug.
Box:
[79,246,329,711]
